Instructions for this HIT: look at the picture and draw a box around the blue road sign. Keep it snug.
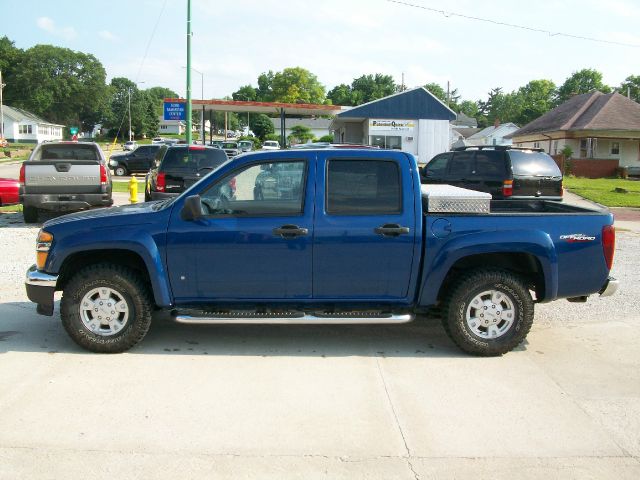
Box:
[163,102,186,121]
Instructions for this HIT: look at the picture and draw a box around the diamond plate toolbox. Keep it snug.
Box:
[421,184,491,214]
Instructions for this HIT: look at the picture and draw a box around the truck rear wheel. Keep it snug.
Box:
[23,206,38,223]
[60,264,153,353]
[442,269,534,356]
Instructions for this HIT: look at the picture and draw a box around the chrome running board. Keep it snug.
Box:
[174,312,414,325]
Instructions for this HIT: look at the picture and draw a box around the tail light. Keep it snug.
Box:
[19,163,25,184]
[99,164,108,185]
[156,172,166,192]
[502,179,513,197]
[602,225,615,270]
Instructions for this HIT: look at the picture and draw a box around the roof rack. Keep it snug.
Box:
[453,145,544,152]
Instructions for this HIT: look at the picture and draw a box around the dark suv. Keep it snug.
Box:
[421,146,563,200]
[109,145,162,176]
[145,145,229,201]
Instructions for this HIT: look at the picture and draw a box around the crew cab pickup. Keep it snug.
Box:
[19,141,113,223]
[24,148,618,355]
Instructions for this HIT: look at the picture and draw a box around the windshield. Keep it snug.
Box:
[264,141,278,147]
[160,148,228,172]
[222,142,238,149]
[509,151,562,176]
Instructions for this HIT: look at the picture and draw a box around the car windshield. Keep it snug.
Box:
[160,148,228,172]
[239,141,252,147]
[222,142,238,149]
[510,151,562,176]
[264,141,278,147]
[36,144,99,161]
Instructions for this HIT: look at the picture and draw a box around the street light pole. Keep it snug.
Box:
[184,67,204,144]
[128,87,132,142]
[0,69,5,141]
[185,0,193,145]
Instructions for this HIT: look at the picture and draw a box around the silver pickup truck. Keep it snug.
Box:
[19,141,113,223]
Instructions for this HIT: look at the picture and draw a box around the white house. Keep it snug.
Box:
[466,122,519,146]
[330,87,457,164]
[158,116,185,135]
[1,105,64,143]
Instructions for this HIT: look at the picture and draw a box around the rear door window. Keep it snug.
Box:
[509,151,562,176]
[475,151,507,178]
[448,152,474,176]
[326,159,401,215]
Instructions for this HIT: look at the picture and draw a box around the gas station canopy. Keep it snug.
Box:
[164,98,348,116]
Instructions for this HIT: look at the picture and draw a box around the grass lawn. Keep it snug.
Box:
[564,177,640,207]
[0,204,22,213]
[111,179,141,193]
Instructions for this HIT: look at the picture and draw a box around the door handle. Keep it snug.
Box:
[273,224,308,239]
[374,223,410,237]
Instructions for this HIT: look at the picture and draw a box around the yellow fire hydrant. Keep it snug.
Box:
[129,176,138,204]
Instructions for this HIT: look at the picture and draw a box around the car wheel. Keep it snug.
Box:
[60,263,153,353]
[114,166,127,176]
[442,269,534,356]
[23,206,39,223]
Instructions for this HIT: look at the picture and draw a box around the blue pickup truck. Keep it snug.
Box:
[25,148,618,356]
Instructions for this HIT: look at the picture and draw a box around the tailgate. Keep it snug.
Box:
[24,161,102,194]
[513,175,562,198]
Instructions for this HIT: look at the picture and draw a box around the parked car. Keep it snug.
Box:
[145,145,229,201]
[254,161,304,200]
[19,141,112,223]
[222,142,241,158]
[26,147,617,355]
[209,140,223,149]
[123,141,137,151]
[163,138,179,146]
[261,140,280,150]
[109,145,163,176]
[421,146,563,200]
[0,177,19,206]
[238,140,254,152]
[151,137,164,145]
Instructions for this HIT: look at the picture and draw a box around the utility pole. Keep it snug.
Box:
[128,87,132,141]
[0,69,5,141]
[185,0,193,145]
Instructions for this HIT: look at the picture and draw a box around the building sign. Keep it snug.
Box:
[164,102,186,121]
[369,119,415,131]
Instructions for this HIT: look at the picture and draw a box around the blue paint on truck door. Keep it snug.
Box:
[166,156,314,302]
[312,151,417,301]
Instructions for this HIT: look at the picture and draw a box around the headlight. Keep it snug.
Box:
[109,160,118,167]
[36,230,53,270]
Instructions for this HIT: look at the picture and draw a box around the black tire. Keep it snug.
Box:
[60,263,153,353]
[23,206,38,223]
[144,191,151,202]
[114,166,127,176]
[442,269,534,356]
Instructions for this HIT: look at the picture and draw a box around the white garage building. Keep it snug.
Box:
[330,87,457,164]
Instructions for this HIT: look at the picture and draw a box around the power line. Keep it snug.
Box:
[386,0,640,49]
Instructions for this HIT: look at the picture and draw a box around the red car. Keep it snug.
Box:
[0,177,19,206]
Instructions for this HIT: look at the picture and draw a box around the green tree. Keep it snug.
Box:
[103,77,151,139]
[423,82,460,109]
[556,68,611,105]
[8,44,108,132]
[350,74,396,105]
[458,100,479,118]
[0,36,23,86]
[250,113,274,140]
[620,75,640,103]
[145,86,179,116]
[256,71,275,101]
[327,83,354,106]
[288,125,314,144]
[232,84,258,101]
[515,79,556,125]
[270,67,326,104]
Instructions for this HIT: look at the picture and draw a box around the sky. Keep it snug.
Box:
[4,0,640,103]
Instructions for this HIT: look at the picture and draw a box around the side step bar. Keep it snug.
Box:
[174,312,415,325]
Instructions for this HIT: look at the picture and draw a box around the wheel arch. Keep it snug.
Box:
[56,248,171,307]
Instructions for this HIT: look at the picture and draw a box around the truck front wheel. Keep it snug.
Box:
[443,269,534,356]
[60,264,153,353]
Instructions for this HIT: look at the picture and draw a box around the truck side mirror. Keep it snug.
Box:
[181,195,203,221]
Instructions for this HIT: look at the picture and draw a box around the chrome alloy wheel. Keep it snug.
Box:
[465,289,515,339]
[79,287,129,336]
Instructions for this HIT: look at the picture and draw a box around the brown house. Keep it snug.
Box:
[508,92,640,177]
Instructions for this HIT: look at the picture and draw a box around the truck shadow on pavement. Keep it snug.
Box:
[0,301,478,358]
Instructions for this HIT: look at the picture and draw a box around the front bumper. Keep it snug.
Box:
[25,264,58,316]
[599,276,619,297]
